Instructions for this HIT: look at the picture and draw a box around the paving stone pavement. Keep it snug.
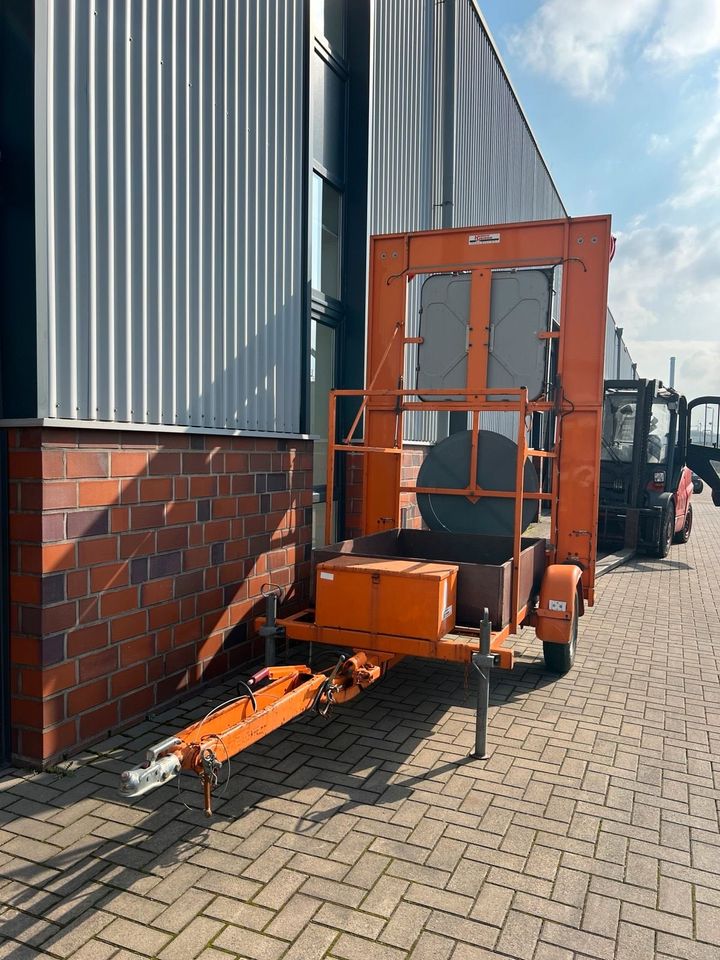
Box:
[1,496,719,960]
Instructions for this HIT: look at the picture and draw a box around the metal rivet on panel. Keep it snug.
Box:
[591,236,598,244]
[392,251,398,258]
[381,252,387,260]
[576,237,584,244]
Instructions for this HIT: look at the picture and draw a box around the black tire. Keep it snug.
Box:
[673,504,693,544]
[654,501,675,558]
[543,601,578,675]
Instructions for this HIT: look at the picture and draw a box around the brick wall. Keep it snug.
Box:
[343,445,428,539]
[344,453,364,539]
[8,427,312,765]
[400,446,427,530]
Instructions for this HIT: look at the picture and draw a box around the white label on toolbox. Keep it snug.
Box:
[549,599,567,612]
[320,572,335,581]
[468,232,500,245]
[443,605,453,621]
[442,580,448,614]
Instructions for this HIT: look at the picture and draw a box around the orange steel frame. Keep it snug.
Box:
[120,216,611,814]
[355,216,611,600]
[284,216,612,660]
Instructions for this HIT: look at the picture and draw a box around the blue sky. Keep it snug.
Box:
[480,0,720,399]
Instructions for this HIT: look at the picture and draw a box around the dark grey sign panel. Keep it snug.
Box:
[417,269,553,401]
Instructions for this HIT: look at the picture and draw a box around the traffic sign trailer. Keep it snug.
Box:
[120,216,613,815]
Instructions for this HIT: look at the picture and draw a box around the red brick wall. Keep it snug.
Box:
[344,453,364,539]
[400,446,427,530]
[343,445,428,539]
[8,427,312,765]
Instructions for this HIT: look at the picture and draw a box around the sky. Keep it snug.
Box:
[480,0,720,400]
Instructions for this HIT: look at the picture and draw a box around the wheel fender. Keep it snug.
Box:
[535,564,583,644]
[657,492,674,518]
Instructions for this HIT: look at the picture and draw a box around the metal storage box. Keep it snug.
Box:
[315,556,458,642]
[315,529,545,630]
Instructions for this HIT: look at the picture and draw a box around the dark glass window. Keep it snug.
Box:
[315,0,345,56]
[311,174,342,301]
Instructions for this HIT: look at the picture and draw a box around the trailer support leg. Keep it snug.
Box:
[471,608,494,759]
[259,585,284,667]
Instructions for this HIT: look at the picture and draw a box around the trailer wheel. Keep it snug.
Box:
[673,504,693,544]
[654,501,675,558]
[542,602,578,675]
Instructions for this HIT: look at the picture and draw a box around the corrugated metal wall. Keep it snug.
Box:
[617,334,636,380]
[34,0,305,433]
[367,0,434,236]
[452,1,565,226]
[367,0,566,443]
[367,0,438,442]
[605,309,637,380]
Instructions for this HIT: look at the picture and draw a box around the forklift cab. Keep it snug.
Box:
[599,380,692,555]
[687,397,720,507]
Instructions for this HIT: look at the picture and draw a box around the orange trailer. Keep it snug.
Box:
[120,216,612,814]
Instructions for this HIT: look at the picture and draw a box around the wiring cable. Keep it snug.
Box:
[172,691,258,810]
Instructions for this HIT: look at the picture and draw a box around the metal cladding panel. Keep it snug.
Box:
[452,0,565,226]
[618,342,636,380]
[604,309,637,380]
[34,0,305,432]
[369,0,437,443]
[605,311,617,379]
[368,0,434,236]
[430,0,445,231]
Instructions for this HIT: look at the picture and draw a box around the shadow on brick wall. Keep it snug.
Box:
[7,427,313,766]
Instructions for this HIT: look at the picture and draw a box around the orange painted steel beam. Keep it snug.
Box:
[120,654,400,815]
[467,271,492,393]
[397,486,553,501]
[510,390,528,634]
[277,609,522,672]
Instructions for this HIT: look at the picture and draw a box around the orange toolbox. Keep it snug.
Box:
[315,556,458,642]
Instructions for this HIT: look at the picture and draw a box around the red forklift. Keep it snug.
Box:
[598,379,694,556]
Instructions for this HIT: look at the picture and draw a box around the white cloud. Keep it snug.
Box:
[624,339,720,401]
[645,0,720,65]
[647,133,671,154]
[608,222,720,395]
[509,0,720,100]
[669,70,720,207]
[507,0,660,101]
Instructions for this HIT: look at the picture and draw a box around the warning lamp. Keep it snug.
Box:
[648,470,667,491]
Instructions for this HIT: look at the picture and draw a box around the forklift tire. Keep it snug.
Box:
[673,504,693,544]
[654,501,675,558]
[542,602,578,675]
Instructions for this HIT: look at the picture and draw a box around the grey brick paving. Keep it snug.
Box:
[1,496,720,958]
